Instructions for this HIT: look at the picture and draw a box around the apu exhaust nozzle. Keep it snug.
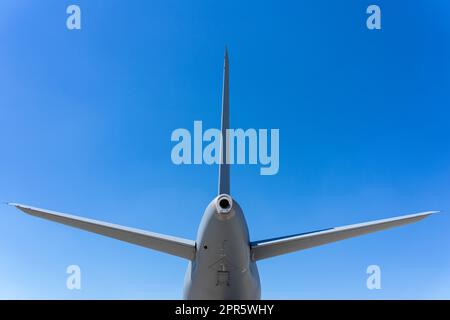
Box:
[216,194,233,215]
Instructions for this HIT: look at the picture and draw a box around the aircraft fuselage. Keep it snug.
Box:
[183,195,261,299]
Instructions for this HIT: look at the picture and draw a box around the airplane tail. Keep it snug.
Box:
[218,47,230,196]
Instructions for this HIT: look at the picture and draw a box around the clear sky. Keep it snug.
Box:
[0,0,449,299]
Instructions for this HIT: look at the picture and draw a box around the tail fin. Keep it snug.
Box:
[218,47,230,195]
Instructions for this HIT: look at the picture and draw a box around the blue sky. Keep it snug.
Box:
[0,0,449,299]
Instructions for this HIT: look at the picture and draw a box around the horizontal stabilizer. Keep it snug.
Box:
[250,211,437,261]
[8,203,196,260]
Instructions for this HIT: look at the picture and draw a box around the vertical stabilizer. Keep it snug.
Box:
[218,47,230,195]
